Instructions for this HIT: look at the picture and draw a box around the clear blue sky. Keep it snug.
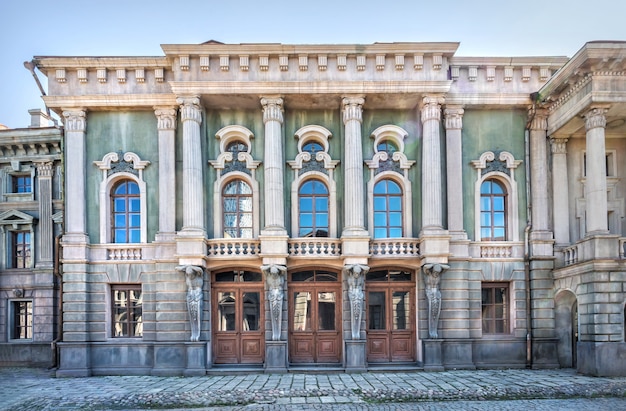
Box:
[1,0,625,128]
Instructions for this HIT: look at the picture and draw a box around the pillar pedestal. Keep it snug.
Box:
[423,339,444,372]
[345,340,367,372]
[265,341,288,373]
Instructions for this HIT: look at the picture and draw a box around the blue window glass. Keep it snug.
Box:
[111,180,140,243]
[222,179,253,238]
[298,179,329,237]
[480,179,507,241]
[373,180,403,238]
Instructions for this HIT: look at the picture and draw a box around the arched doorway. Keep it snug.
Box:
[212,270,264,364]
[288,269,341,364]
[555,290,578,368]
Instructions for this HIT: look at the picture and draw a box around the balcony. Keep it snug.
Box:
[288,238,342,257]
[369,238,420,257]
[560,236,625,267]
[469,241,524,259]
[206,239,261,258]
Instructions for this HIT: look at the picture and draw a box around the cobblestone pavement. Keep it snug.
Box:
[0,367,624,410]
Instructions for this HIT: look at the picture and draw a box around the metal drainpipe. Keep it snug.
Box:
[524,116,534,369]
[50,234,63,369]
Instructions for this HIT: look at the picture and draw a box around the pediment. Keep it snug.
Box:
[0,209,36,227]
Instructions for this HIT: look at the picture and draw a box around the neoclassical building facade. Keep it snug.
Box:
[9,40,624,376]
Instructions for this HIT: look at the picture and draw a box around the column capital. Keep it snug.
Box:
[177,96,202,124]
[342,97,365,124]
[528,108,548,131]
[444,106,464,130]
[420,95,445,123]
[154,107,177,130]
[582,106,609,131]
[261,97,284,124]
[35,161,54,177]
[62,109,86,132]
[550,138,569,154]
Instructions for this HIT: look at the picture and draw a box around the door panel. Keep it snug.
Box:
[289,276,341,364]
[367,287,415,362]
[213,287,264,364]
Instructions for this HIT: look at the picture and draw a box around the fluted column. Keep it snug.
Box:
[444,106,465,238]
[261,97,286,233]
[342,97,366,235]
[551,138,570,245]
[529,109,550,233]
[63,109,87,238]
[155,107,177,237]
[583,107,609,234]
[421,96,445,231]
[177,96,204,232]
[36,161,54,267]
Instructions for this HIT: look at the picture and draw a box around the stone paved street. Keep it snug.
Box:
[0,367,624,410]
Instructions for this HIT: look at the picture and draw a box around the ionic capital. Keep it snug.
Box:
[154,107,177,130]
[550,138,569,154]
[35,161,54,178]
[583,106,609,131]
[342,97,365,124]
[62,109,86,132]
[528,108,548,131]
[420,95,445,123]
[176,96,202,124]
[444,106,464,130]
[261,97,284,124]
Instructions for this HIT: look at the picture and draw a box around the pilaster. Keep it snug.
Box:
[444,106,468,250]
[582,106,610,235]
[550,138,570,245]
[155,107,177,244]
[61,109,89,261]
[35,161,54,267]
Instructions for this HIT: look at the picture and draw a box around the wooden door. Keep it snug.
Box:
[289,270,341,363]
[366,269,415,363]
[213,271,264,364]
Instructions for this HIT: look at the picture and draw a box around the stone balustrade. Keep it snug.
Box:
[288,239,342,257]
[206,239,261,257]
[369,239,420,257]
[620,237,626,259]
[563,244,579,266]
[107,245,142,261]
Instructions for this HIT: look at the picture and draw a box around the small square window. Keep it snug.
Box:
[11,175,32,193]
[111,285,143,337]
[11,301,33,339]
[481,283,509,334]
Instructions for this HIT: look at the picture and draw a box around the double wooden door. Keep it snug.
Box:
[289,270,341,363]
[366,269,415,362]
[212,270,264,364]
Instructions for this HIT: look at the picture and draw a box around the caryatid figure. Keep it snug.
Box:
[176,265,205,342]
[422,263,449,339]
[262,264,287,341]
[344,264,369,340]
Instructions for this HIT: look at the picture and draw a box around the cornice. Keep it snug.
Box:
[42,94,178,109]
[169,80,453,95]
[161,42,460,57]
[33,56,168,72]
[444,93,534,107]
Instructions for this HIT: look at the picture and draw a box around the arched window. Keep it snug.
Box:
[111,180,140,243]
[226,140,248,154]
[480,179,506,241]
[223,179,253,238]
[373,179,403,239]
[302,141,323,154]
[298,179,329,237]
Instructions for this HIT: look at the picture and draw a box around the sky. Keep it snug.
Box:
[1,0,625,128]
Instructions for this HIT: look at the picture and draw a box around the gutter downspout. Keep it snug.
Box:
[524,109,534,369]
[50,234,63,369]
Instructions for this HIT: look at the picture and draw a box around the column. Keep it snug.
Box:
[550,138,570,245]
[342,97,366,236]
[62,109,87,239]
[35,161,54,267]
[444,106,465,239]
[261,97,286,233]
[421,96,445,231]
[583,107,609,234]
[529,109,550,234]
[177,96,204,233]
[155,107,177,239]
